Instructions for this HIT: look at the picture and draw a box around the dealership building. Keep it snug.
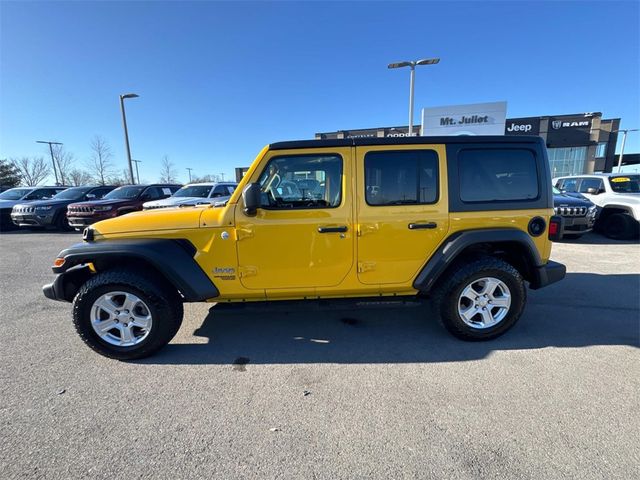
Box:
[315,102,622,177]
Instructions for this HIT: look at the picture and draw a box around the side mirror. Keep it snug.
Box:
[242,183,261,216]
[586,187,599,195]
[85,193,96,199]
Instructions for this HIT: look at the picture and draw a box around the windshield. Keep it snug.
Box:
[52,187,91,201]
[104,186,144,200]
[608,175,640,193]
[0,188,32,200]
[172,185,212,198]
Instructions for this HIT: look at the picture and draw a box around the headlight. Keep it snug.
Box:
[588,205,597,212]
[36,205,53,211]
[93,206,113,212]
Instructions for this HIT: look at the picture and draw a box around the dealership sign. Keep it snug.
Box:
[505,117,540,136]
[546,114,595,146]
[421,101,507,136]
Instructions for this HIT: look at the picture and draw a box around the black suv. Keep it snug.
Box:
[0,186,68,230]
[11,186,115,231]
[552,186,598,238]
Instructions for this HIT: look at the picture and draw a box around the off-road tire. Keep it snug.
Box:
[72,269,184,360]
[432,256,526,341]
[602,213,637,240]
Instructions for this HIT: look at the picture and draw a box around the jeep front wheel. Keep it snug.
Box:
[72,269,183,360]
[433,257,526,341]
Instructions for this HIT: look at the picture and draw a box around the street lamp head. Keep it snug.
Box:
[388,61,412,69]
[415,58,440,66]
[121,93,139,99]
[36,140,63,145]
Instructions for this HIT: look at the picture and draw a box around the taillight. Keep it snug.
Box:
[548,215,564,241]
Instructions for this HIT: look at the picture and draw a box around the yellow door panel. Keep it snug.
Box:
[235,147,354,291]
[355,144,449,285]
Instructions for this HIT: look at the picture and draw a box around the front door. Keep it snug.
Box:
[235,147,353,293]
[355,144,449,285]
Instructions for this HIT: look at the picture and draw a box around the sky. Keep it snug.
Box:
[1,0,639,185]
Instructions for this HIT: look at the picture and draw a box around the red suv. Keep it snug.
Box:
[67,184,181,230]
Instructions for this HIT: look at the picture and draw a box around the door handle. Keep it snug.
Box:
[318,226,348,233]
[408,222,437,230]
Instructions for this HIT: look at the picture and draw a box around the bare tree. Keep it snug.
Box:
[192,174,221,183]
[68,169,93,186]
[11,157,50,186]
[87,136,114,185]
[158,155,178,183]
[52,145,74,185]
[108,169,134,186]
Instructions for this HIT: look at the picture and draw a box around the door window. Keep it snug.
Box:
[364,150,438,206]
[142,187,162,200]
[560,178,580,193]
[210,185,227,198]
[578,178,603,193]
[257,154,343,209]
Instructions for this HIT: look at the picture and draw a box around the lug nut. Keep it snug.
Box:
[123,323,128,327]
[114,310,120,315]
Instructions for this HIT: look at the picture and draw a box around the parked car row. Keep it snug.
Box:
[0,181,238,231]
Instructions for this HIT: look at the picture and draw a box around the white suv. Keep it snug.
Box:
[553,174,640,239]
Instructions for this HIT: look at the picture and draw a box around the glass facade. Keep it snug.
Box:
[595,142,607,158]
[548,147,588,177]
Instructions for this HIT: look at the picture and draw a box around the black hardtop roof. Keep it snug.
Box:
[270,135,543,150]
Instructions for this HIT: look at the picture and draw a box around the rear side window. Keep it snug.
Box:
[364,150,439,206]
[560,178,579,193]
[458,149,538,202]
[579,178,603,193]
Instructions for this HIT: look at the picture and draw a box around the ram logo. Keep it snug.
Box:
[552,120,563,130]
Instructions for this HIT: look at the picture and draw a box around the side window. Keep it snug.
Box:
[578,178,603,193]
[160,187,174,197]
[143,187,162,200]
[211,185,226,198]
[225,185,236,195]
[27,189,52,200]
[91,188,111,199]
[458,149,538,202]
[562,178,580,193]
[258,154,343,209]
[364,150,438,206]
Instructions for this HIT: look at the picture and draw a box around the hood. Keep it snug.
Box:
[143,196,205,208]
[92,206,212,236]
[609,193,640,205]
[13,199,75,209]
[553,193,593,207]
[0,199,23,209]
[69,198,135,208]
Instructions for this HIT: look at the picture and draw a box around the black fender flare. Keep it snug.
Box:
[412,228,543,293]
[47,239,219,302]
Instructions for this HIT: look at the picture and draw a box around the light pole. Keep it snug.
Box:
[119,93,139,184]
[219,172,225,181]
[186,167,193,182]
[132,159,142,184]
[388,58,440,136]
[36,140,63,185]
[613,128,639,172]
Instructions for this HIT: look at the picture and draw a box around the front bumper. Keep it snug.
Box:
[560,214,596,234]
[529,260,566,290]
[43,265,93,302]
[11,212,55,227]
[67,216,99,228]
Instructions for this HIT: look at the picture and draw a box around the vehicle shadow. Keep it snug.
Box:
[143,273,640,365]
[557,231,638,245]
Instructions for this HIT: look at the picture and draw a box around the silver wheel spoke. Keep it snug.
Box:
[131,314,151,330]
[94,318,118,334]
[119,325,135,344]
[479,308,494,326]
[93,296,118,317]
[481,278,501,296]
[460,305,480,322]
[490,296,510,308]
[461,285,479,301]
[121,293,139,313]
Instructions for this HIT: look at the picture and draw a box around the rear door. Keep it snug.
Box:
[355,144,449,285]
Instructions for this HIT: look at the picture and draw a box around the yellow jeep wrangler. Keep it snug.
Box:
[44,136,566,359]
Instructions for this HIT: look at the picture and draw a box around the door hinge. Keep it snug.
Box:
[358,261,376,273]
[238,266,258,278]
[236,226,254,240]
[357,223,379,237]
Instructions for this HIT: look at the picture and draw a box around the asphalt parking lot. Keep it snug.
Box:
[0,231,638,479]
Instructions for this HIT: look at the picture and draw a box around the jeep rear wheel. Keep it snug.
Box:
[602,213,637,240]
[433,257,526,341]
[72,269,183,360]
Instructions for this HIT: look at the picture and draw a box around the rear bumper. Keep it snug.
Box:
[529,260,566,290]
